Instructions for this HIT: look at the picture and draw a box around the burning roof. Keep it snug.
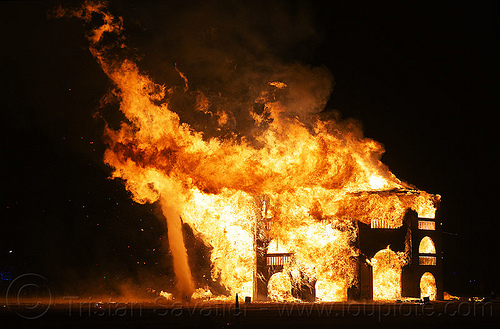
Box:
[56,2,440,302]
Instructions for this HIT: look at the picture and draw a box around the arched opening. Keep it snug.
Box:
[419,236,436,254]
[267,272,293,302]
[420,272,437,300]
[372,248,402,301]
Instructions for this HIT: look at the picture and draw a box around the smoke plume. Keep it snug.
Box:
[55,1,438,301]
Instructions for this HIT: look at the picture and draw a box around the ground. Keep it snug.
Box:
[1,301,499,328]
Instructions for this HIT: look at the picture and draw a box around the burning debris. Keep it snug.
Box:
[57,1,441,302]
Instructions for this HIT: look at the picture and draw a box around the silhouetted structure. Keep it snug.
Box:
[253,194,442,301]
[351,208,443,301]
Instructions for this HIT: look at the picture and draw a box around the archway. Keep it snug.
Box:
[420,272,437,300]
[267,272,293,302]
[372,248,402,301]
[419,236,436,254]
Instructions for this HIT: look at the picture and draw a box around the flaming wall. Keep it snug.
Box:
[255,195,442,302]
[56,2,443,303]
[355,205,442,301]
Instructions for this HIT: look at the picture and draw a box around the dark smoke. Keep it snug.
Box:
[46,0,338,299]
[105,0,334,142]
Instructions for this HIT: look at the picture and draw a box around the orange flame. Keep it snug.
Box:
[371,247,403,301]
[60,2,440,301]
[419,236,436,254]
[420,272,437,301]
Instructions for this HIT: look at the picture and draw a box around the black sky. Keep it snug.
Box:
[1,1,498,297]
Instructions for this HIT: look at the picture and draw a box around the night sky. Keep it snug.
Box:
[1,1,498,298]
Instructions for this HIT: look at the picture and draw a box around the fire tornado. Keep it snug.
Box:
[56,1,441,302]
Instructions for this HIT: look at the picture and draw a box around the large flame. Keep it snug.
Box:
[58,2,440,301]
[371,247,403,301]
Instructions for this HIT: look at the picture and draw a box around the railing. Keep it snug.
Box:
[418,220,435,230]
[266,253,292,266]
[419,255,436,265]
[370,219,400,229]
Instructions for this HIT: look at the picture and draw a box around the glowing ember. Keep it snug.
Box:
[58,2,440,302]
[159,291,173,300]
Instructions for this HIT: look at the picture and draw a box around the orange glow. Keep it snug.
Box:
[419,236,436,254]
[268,272,294,302]
[418,220,435,230]
[60,3,440,302]
[443,291,460,300]
[420,272,437,300]
[419,256,437,266]
[371,247,403,301]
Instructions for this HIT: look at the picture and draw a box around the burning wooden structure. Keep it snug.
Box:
[254,191,442,302]
[60,2,444,303]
